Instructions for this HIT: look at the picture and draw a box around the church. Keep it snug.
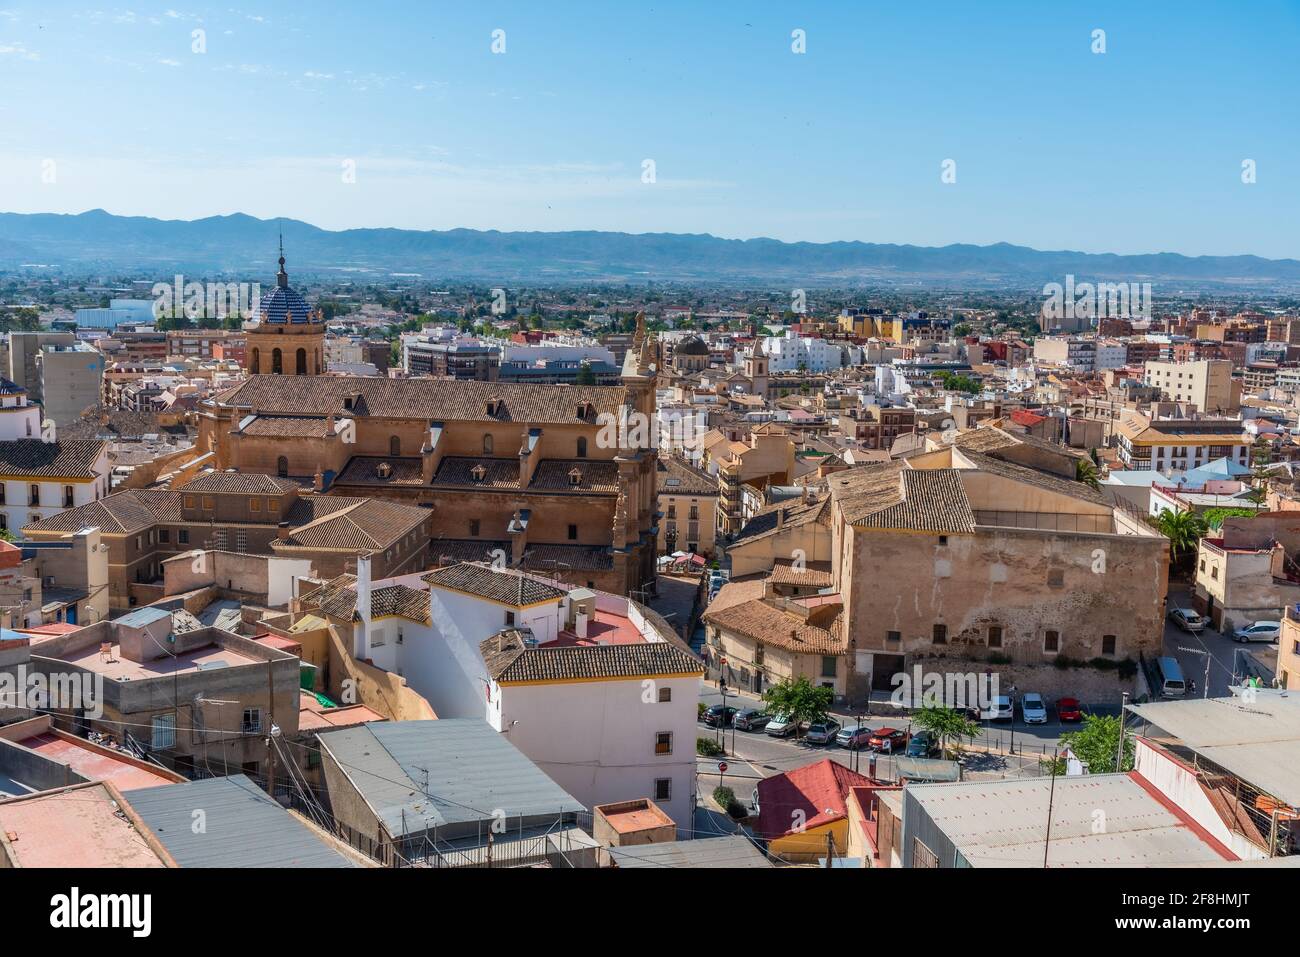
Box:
[195,249,661,597]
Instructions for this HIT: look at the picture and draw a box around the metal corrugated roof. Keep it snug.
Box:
[904,773,1233,867]
[123,775,355,868]
[114,606,173,628]
[1128,692,1300,806]
[318,719,585,839]
[613,835,773,868]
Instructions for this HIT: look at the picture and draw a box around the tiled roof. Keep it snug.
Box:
[480,629,703,683]
[831,464,975,532]
[371,584,430,623]
[335,456,425,486]
[239,416,337,438]
[429,539,511,566]
[275,497,429,551]
[703,595,845,656]
[422,562,566,607]
[656,456,716,496]
[530,459,619,493]
[520,543,614,572]
[181,471,300,495]
[433,457,521,489]
[23,489,182,535]
[0,439,106,479]
[730,495,830,546]
[957,450,1110,506]
[768,559,833,588]
[214,375,627,424]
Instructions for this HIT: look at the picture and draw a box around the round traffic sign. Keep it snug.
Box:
[718,761,729,773]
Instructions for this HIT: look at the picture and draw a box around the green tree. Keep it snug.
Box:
[762,677,833,739]
[911,704,981,758]
[573,362,597,386]
[1154,508,1206,572]
[1075,457,1101,491]
[1042,713,1133,774]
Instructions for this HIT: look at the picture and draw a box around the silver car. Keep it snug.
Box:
[1233,621,1280,643]
[804,720,842,745]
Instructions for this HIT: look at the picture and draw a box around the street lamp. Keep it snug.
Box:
[1008,685,1018,756]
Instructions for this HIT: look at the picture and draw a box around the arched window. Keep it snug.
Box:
[272,348,283,375]
[576,437,588,458]
[483,434,494,455]
[389,435,401,457]
[250,347,260,374]
[296,348,307,375]
[277,456,288,477]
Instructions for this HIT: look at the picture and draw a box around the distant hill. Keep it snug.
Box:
[2,209,1298,290]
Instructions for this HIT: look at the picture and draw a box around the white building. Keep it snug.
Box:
[326,558,704,832]
[761,330,845,373]
[483,626,703,833]
[0,378,110,534]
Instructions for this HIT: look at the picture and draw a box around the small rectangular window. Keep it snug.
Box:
[654,732,673,755]
[505,610,516,627]
[151,713,176,750]
[821,655,837,678]
[655,778,672,801]
[886,630,901,643]
[657,687,671,703]
[933,624,947,645]
[1044,630,1060,653]
[987,625,1002,648]
[568,524,578,541]
[241,708,262,734]
[1101,634,1117,655]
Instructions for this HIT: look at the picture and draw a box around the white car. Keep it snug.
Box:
[1020,693,1047,724]
[1168,607,1206,633]
[1233,621,1280,644]
[981,695,1013,721]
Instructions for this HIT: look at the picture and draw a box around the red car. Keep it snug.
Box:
[868,728,909,753]
[1056,697,1083,722]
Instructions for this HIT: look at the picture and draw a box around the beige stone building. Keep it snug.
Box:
[1142,359,1240,414]
[656,455,718,557]
[825,441,1169,702]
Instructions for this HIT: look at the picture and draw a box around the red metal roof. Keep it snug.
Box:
[756,758,872,839]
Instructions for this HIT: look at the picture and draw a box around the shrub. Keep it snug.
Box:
[697,737,723,757]
[713,785,747,819]
[698,702,707,718]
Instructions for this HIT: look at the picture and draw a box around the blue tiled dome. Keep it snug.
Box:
[258,283,313,324]
[258,245,315,324]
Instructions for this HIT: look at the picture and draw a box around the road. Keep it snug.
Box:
[1161,591,1262,699]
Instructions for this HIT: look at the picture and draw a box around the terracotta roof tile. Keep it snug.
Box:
[0,439,106,479]
[480,629,702,683]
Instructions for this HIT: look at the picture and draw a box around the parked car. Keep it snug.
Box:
[836,725,873,750]
[765,712,800,737]
[1056,697,1084,722]
[734,709,770,731]
[702,705,737,727]
[1233,621,1281,644]
[1020,693,1047,724]
[905,730,939,757]
[868,727,909,753]
[1168,607,1206,633]
[981,695,1014,721]
[805,720,842,745]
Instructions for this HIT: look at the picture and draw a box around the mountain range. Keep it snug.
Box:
[2,209,1298,290]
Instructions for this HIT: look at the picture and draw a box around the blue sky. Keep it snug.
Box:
[1,1,1298,258]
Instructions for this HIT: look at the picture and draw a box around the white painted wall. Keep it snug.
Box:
[487,672,702,834]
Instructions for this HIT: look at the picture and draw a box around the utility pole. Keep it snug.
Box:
[824,829,834,869]
[1043,746,1059,868]
[1115,691,1129,772]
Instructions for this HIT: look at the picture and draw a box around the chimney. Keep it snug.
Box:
[277,521,291,540]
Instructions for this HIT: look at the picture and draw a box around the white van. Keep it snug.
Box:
[1156,656,1187,697]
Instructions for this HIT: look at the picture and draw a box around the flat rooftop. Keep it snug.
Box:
[596,799,676,834]
[905,772,1236,867]
[58,640,258,680]
[0,783,168,868]
[13,732,179,791]
[550,609,644,647]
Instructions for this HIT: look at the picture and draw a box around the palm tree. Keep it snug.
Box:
[1155,508,1207,573]
[1075,457,1101,491]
